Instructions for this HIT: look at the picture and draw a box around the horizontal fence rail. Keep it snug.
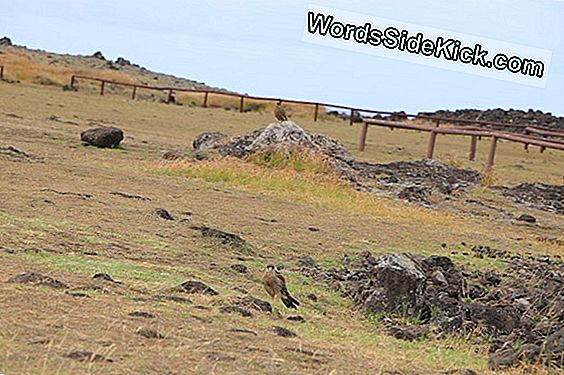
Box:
[69,74,564,135]
[361,119,564,171]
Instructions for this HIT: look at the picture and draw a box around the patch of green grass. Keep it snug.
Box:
[0,211,76,235]
[246,148,333,174]
[17,251,183,285]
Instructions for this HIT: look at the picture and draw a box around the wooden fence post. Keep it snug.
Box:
[435,119,441,127]
[359,122,369,151]
[0,65,4,79]
[239,96,245,113]
[486,136,498,171]
[203,92,209,107]
[469,135,478,161]
[70,75,75,88]
[166,89,173,104]
[314,103,319,122]
[131,86,137,100]
[426,131,437,158]
[349,109,354,126]
[100,81,105,96]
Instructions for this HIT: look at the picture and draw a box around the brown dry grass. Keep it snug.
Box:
[0,66,562,374]
[0,48,135,86]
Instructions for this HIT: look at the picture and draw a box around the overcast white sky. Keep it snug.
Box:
[2,0,564,115]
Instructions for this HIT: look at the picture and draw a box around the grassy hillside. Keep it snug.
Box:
[0,55,562,374]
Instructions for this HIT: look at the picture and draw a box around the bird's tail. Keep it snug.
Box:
[281,291,300,309]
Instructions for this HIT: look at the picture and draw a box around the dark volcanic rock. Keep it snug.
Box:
[8,272,67,289]
[237,296,272,313]
[80,127,123,148]
[193,131,227,152]
[516,214,537,223]
[300,250,564,370]
[136,327,164,339]
[0,36,12,46]
[191,226,246,247]
[272,326,297,338]
[156,208,174,221]
[418,108,564,133]
[177,280,218,296]
[499,183,563,214]
[359,253,426,315]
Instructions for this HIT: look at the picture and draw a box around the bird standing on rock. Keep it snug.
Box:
[263,265,300,309]
[274,100,288,122]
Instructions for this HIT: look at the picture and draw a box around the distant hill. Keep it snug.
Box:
[0,36,228,93]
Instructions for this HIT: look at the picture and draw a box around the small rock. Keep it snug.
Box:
[8,272,67,289]
[92,272,121,283]
[136,327,164,339]
[307,226,320,232]
[156,208,174,220]
[230,264,248,273]
[516,214,536,224]
[219,305,253,317]
[488,348,518,370]
[306,293,318,302]
[238,296,272,313]
[66,350,112,363]
[177,280,218,296]
[287,315,305,323]
[272,326,297,338]
[128,311,155,319]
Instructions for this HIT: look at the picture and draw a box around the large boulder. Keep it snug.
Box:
[81,127,124,148]
[358,253,427,315]
[218,121,352,162]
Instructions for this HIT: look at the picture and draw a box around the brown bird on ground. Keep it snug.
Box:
[274,100,288,122]
[263,265,300,309]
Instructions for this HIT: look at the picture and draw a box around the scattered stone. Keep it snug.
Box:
[230,264,248,273]
[287,346,315,356]
[92,51,105,60]
[177,280,218,296]
[499,183,563,214]
[237,296,272,313]
[0,36,12,46]
[159,150,185,161]
[155,208,174,221]
[228,328,258,336]
[128,311,155,319]
[307,226,320,232]
[488,348,518,370]
[516,214,537,223]
[110,191,151,201]
[136,327,164,339]
[419,108,564,133]
[80,127,123,148]
[306,293,318,302]
[272,326,297,338]
[206,352,235,361]
[62,84,78,92]
[8,272,67,289]
[66,350,112,363]
[41,188,92,200]
[220,305,253,317]
[387,325,429,341]
[287,315,306,323]
[0,145,43,162]
[92,273,121,284]
[190,226,246,247]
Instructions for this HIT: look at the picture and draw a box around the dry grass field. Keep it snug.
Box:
[0,57,563,375]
